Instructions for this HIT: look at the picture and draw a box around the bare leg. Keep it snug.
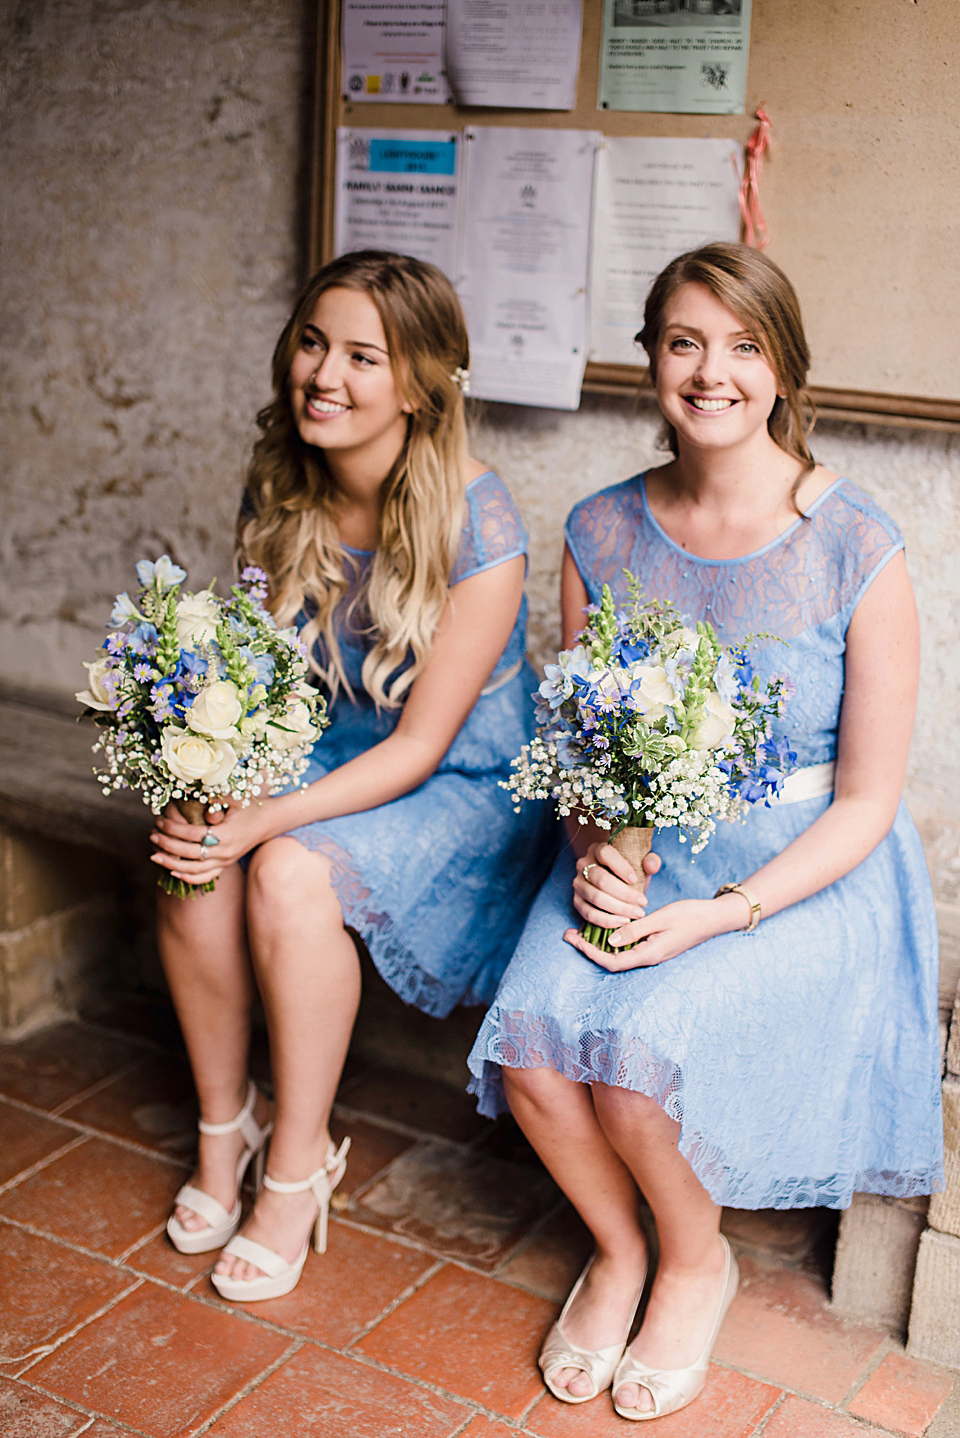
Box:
[592,1083,725,1416]
[157,865,270,1233]
[502,1066,648,1399]
[215,837,362,1282]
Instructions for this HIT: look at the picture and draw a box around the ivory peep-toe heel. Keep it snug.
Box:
[539,1256,647,1405]
[211,1136,351,1302]
[612,1235,739,1422]
[167,1080,273,1255]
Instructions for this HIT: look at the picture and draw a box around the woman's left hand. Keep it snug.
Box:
[564,897,735,971]
[149,799,276,884]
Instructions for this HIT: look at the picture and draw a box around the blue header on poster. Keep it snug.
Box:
[368,138,456,175]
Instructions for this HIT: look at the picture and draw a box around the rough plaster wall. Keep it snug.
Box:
[0,0,307,689]
[1,0,958,921]
[469,396,960,913]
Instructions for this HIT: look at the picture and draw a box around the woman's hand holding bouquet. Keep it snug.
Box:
[504,574,795,961]
[77,556,327,897]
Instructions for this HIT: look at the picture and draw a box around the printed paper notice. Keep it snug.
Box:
[335,130,462,278]
[588,137,741,365]
[446,0,583,110]
[458,127,599,410]
[599,0,752,115]
[342,0,451,103]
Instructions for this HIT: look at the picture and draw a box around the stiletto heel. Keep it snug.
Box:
[612,1236,739,1422]
[539,1255,647,1405]
[166,1080,273,1255]
[211,1136,351,1303]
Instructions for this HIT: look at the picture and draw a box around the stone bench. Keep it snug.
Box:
[0,686,481,1081]
[3,685,958,1364]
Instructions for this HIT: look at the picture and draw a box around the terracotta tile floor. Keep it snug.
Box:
[0,1007,956,1438]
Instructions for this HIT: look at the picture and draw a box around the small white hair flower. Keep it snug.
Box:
[451,366,471,395]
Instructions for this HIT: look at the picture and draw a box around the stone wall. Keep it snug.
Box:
[2,0,958,942]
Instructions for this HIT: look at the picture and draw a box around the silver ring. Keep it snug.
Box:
[200,831,220,849]
[581,862,595,883]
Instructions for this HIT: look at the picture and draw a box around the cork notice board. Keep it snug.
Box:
[312,0,960,429]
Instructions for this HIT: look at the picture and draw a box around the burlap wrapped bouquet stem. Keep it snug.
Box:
[582,824,654,952]
[177,798,208,826]
[162,798,217,896]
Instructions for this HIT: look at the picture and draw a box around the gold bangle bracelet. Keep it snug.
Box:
[713,882,762,932]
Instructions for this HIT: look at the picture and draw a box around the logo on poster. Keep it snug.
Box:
[701,62,729,91]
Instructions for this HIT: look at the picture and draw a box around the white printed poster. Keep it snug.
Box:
[334,129,462,279]
[598,0,752,115]
[342,0,451,103]
[458,126,599,409]
[445,0,583,110]
[589,136,742,365]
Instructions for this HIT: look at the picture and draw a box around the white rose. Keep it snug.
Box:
[266,699,319,751]
[186,680,243,738]
[638,665,677,708]
[161,726,238,789]
[689,691,737,751]
[76,658,121,711]
[176,592,220,648]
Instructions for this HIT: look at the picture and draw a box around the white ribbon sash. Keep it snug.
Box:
[769,760,835,805]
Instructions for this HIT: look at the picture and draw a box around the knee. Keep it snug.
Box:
[246,838,339,926]
[592,1082,677,1144]
[502,1062,575,1112]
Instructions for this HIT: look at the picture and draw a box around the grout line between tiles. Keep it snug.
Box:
[11,1276,145,1377]
[0,1133,89,1197]
[836,1335,900,1410]
[49,1058,149,1117]
[343,1257,447,1349]
[10,1372,153,1437]
[187,1336,304,1436]
[0,1090,193,1171]
[333,1100,479,1148]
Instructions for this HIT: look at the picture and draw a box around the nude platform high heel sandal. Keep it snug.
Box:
[539,1256,647,1405]
[166,1080,273,1255]
[211,1136,351,1303]
[611,1235,739,1422]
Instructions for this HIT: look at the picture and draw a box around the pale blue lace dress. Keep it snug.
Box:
[282,471,559,1018]
[468,474,943,1209]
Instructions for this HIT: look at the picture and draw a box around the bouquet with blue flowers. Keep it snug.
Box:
[77,556,327,896]
[504,575,794,946]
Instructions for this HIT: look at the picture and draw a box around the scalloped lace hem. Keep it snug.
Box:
[467,1011,943,1210]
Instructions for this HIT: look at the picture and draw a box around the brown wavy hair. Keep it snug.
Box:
[238,251,470,708]
[637,243,817,510]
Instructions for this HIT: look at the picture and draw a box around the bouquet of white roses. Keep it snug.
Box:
[504,575,794,946]
[77,556,327,896]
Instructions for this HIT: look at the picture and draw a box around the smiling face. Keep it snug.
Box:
[654,282,783,456]
[288,286,411,468]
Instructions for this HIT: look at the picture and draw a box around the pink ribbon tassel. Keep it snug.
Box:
[738,105,771,250]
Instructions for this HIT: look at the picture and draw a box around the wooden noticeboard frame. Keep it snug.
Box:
[312,0,960,431]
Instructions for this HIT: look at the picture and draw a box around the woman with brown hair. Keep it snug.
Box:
[150,250,557,1302]
[468,242,942,1421]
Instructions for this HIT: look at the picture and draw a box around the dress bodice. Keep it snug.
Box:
[298,469,527,705]
[565,475,904,769]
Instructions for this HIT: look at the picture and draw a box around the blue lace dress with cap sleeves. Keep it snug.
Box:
[281,470,559,1018]
[467,473,943,1210]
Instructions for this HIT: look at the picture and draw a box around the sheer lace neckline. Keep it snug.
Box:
[338,470,497,557]
[639,473,844,567]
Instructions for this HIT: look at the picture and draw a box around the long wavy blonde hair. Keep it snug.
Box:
[238,251,470,708]
[637,243,817,511]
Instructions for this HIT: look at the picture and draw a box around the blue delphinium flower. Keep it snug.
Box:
[128,623,159,656]
[136,556,187,590]
[110,592,141,627]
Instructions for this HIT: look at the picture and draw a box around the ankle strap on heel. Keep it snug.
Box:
[262,1137,351,1197]
[198,1080,257,1137]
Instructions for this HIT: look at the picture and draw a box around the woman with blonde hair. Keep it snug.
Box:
[468,242,942,1421]
[150,249,557,1301]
